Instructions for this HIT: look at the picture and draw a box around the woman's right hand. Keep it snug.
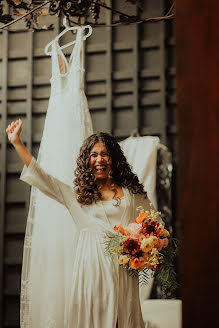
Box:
[6,119,23,145]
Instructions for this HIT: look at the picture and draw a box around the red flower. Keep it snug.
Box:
[142,221,159,236]
[122,237,141,255]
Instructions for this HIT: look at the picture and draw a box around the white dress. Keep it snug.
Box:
[20,156,160,328]
[20,27,94,328]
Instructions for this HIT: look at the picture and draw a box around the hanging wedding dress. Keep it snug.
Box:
[20,27,93,327]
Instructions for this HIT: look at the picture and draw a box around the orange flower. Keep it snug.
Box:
[113,224,125,235]
[130,257,140,270]
[135,212,149,224]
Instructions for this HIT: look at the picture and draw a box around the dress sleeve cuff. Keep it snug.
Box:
[20,156,37,182]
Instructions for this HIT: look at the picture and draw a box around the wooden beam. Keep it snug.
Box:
[132,3,139,135]
[24,29,34,218]
[3,39,161,59]
[176,0,219,326]
[105,0,112,133]
[158,1,167,145]
[0,2,8,324]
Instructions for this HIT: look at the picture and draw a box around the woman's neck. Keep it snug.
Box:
[96,178,113,191]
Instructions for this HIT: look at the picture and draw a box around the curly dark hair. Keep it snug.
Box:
[74,132,147,205]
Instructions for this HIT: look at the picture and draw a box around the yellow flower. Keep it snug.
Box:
[119,254,130,265]
[151,247,159,256]
[141,236,158,252]
[144,263,153,270]
[162,229,169,237]
[143,252,150,260]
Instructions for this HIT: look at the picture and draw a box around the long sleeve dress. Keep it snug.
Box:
[20,156,158,328]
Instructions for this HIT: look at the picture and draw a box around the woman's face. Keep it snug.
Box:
[89,142,111,181]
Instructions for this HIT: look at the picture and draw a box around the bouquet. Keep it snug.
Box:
[104,204,178,294]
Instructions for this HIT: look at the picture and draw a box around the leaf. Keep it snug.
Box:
[25,13,32,21]
[40,7,48,16]
[12,0,22,5]
[0,8,14,23]
[13,8,25,16]
[7,0,30,10]
[139,268,151,286]
[153,237,179,295]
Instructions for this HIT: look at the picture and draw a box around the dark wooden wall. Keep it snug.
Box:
[176,0,219,327]
[0,0,176,326]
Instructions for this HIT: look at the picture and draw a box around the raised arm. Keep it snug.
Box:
[6,119,75,210]
[6,119,32,167]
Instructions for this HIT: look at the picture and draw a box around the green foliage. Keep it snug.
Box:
[123,265,139,280]
[154,237,179,295]
[139,268,151,286]
[103,231,123,259]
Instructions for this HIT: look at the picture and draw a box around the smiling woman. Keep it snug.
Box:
[6,120,163,328]
[89,142,111,180]
[74,132,147,206]
[89,141,123,202]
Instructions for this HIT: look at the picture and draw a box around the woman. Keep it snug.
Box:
[6,119,162,328]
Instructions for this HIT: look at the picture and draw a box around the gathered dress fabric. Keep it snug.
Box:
[19,156,157,328]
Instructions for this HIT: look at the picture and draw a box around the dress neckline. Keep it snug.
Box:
[55,28,81,77]
[101,196,125,203]
[100,186,125,203]
[99,187,128,227]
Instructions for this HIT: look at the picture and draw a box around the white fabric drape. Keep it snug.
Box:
[119,136,159,209]
[119,136,160,301]
[20,27,93,328]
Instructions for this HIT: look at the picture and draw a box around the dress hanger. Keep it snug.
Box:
[45,17,92,56]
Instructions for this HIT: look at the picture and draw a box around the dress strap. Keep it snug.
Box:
[51,41,62,78]
[67,27,83,77]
